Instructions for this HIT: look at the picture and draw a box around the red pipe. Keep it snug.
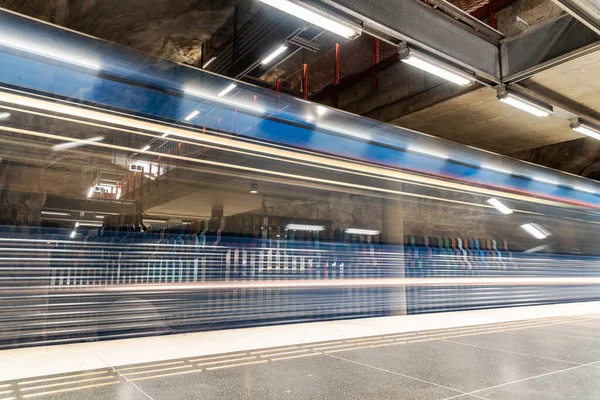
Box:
[302,63,308,100]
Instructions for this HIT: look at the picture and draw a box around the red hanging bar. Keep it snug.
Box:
[333,43,340,107]
[372,38,380,90]
[302,63,308,100]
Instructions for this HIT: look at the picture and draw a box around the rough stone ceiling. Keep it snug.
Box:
[0,0,244,64]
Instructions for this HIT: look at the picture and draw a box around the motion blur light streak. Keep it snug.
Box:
[51,136,104,151]
[487,198,513,215]
[139,145,151,153]
[86,187,94,199]
[40,211,70,216]
[202,56,217,68]
[183,110,200,121]
[217,83,237,98]
[285,224,325,231]
[261,45,288,65]
[521,223,550,239]
[259,0,361,39]
[0,111,10,120]
[345,229,380,235]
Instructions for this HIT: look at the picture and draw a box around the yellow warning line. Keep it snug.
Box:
[196,356,257,367]
[20,376,115,392]
[21,381,119,398]
[128,369,203,382]
[118,361,184,372]
[190,353,248,362]
[123,365,192,377]
[270,352,322,361]
[259,349,310,358]
[205,360,268,370]
[18,371,109,385]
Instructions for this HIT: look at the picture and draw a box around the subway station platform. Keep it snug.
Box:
[1,302,600,399]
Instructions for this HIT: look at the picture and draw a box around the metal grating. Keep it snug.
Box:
[504,14,600,76]
[323,0,500,79]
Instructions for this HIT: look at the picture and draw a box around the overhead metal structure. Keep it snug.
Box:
[552,0,600,35]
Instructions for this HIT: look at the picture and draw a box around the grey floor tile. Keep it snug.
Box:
[446,328,600,364]
[531,319,600,341]
[134,354,464,400]
[476,365,600,400]
[331,339,573,393]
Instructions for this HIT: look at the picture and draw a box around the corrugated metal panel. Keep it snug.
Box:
[504,14,600,76]
[323,0,501,79]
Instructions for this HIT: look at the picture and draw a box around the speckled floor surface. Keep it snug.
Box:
[2,312,600,399]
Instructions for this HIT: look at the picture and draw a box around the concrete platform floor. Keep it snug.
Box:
[2,304,600,399]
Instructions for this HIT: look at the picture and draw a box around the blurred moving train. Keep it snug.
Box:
[1,8,600,348]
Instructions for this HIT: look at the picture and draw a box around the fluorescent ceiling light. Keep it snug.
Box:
[74,222,79,228]
[95,215,106,219]
[78,222,103,227]
[259,0,361,39]
[161,131,171,138]
[571,119,600,141]
[498,92,551,118]
[0,112,10,120]
[345,228,380,235]
[521,223,550,240]
[218,83,237,98]
[87,187,94,199]
[41,211,70,216]
[203,56,217,68]
[487,198,513,215]
[184,110,200,121]
[140,145,151,153]
[286,224,325,232]
[402,53,474,86]
[261,45,288,65]
[70,231,77,239]
[51,136,104,151]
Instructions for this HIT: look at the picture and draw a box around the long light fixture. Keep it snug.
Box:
[521,223,550,240]
[487,198,513,215]
[184,110,200,121]
[261,45,288,65]
[345,228,380,235]
[140,145,151,153]
[41,211,70,216]
[217,83,237,98]
[51,136,104,151]
[0,112,10,120]
[259,0,361,39]
[203,56,217,69]
[571,118,600,140]
[286,224,325,232]
[497,89,552,118]
[401,50,475,86]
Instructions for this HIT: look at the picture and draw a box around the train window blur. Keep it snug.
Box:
[1,9,600,349]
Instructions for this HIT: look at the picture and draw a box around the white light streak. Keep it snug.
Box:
[184,110,200,121]
[218,83,237,98]
[86,187,94,199]
[407,145,448,160]
[69,231,76,239]
[521,223,550,240]
[259,0,360,39]
[402,55,474,86]
[203,56,217,68]
[345,229,380,235]
[499,95,551,118]
[261,45,288,65]
[316,106,327,116]
[286,224,325,232]
[486,198,513,215]
[140,145,151,153]
[0,112,10,120]
[41,211,70,216]
[51,136,104,151]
